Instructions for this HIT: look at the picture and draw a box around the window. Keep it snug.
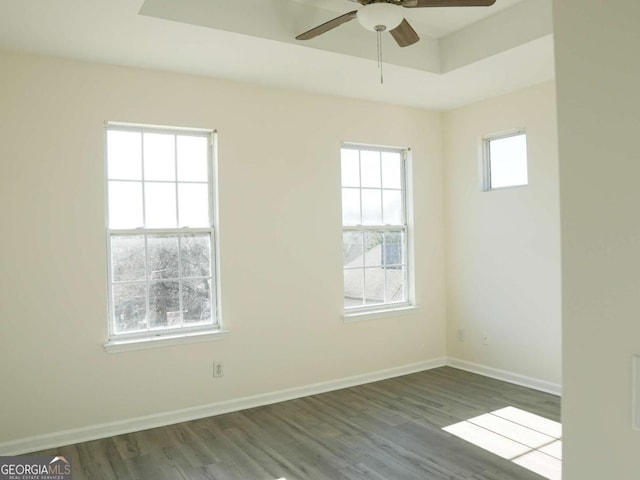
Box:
[341,144,411,312]
[105,123,219,343]
[482,130,528,190]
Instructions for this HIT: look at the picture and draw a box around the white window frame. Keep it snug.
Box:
[104,122,224,352]
[482,129,528,191]
[340,143,414,317]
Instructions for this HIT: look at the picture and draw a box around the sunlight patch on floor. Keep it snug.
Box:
[443,406,562,480]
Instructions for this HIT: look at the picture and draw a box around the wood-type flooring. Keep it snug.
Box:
[33,367,561,479]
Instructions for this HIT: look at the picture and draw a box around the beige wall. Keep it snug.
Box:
[554,1,640,478]
[0,49,446,443]
[443,82,561,386]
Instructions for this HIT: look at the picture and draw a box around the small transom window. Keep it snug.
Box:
[482,130,528,190]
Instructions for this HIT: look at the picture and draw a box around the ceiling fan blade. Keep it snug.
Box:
[390,19,420,47]
[296,10,358,40]
[401,0,496,7]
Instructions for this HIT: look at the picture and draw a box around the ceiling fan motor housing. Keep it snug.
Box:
[357,3,404,32]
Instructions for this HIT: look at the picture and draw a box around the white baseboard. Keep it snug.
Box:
[0,357,446,456]
[0,357,561,455]
[447,357,562,396]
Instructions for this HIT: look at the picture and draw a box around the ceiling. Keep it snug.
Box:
[0,0,554,111]
[289,0,525,38]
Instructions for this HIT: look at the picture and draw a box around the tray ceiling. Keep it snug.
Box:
[0,0,554,110]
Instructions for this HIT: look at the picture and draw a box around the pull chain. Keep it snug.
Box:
[376,26,384,84]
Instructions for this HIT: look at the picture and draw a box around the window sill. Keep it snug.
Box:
[104,329,228,354]
[343,305,420,324]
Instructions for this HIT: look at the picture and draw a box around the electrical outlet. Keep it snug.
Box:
[457,328,465,342]
[213,361,224,378]
[482,332,489,346]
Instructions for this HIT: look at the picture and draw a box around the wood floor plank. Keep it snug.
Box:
[166,423,217,467]
[338,462,391,480]
[187,417,277,477]
[74,439,121,480]
[28,367,559,480]
[222,425,319,479]
[112,432,148,460]
[335,432,466,480]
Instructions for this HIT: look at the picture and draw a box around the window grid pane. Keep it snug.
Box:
[107,125,217,339]
[143,133,176,181]
[108,181,143,229]
[341,144,409,311]
[107,130,142,180]
[112,282,147,333]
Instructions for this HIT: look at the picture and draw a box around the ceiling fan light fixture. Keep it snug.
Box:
[357,3,404,32]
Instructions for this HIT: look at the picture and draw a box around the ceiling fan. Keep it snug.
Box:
[296,0,497,48]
